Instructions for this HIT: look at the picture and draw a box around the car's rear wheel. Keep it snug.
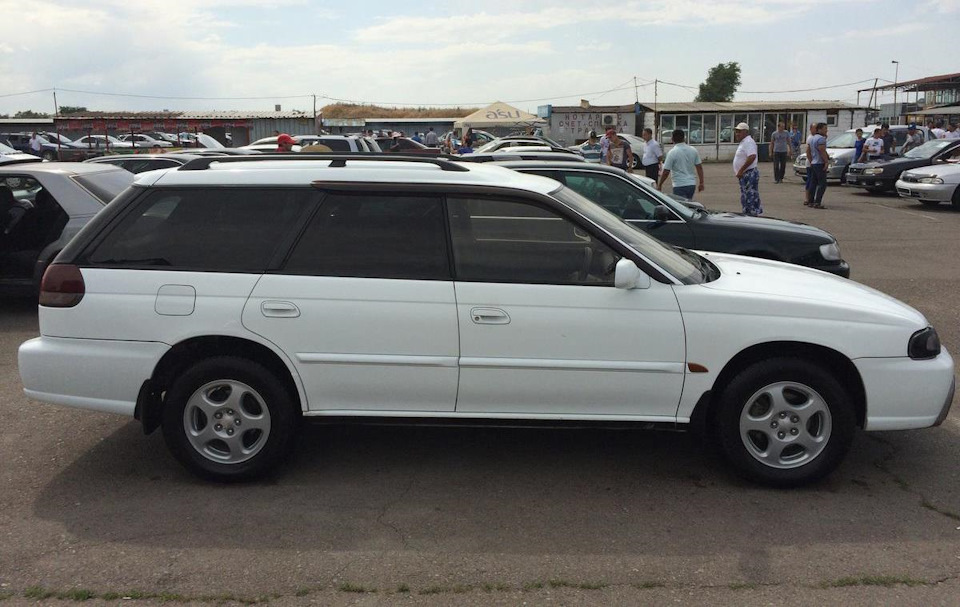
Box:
[715,358,855,486]
[162,356,299,481]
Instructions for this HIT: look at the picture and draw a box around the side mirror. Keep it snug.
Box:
[614,258,651,290]
[653,206,671,222]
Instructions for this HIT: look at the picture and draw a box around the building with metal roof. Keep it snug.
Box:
[540,100,871,161]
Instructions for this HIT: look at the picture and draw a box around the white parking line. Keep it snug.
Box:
[862,200,941,222]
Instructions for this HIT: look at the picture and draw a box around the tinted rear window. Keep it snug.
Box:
[318,138,351,152]
[72,170,136,203]
[86,188,313,271]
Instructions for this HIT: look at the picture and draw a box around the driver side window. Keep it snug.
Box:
[446,197,620,286]
[562,173,660,220]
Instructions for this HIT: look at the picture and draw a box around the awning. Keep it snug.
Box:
[454,102,545,129]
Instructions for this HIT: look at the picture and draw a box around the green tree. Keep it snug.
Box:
[58,105,88,115]
[13,110,50,118]
[695,62,742,102]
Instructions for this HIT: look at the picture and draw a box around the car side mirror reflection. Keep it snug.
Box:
[614,258,651,290]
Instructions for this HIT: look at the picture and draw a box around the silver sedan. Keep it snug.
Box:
[895,162,960,209]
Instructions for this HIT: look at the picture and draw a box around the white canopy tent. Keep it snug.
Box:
[454,101,545,130]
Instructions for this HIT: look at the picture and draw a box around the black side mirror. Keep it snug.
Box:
[653,206,671,223]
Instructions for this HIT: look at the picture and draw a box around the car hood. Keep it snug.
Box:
[902,163,960,182]
[696,211,833,240]
[697,251,925,325]
[852,157,929,171]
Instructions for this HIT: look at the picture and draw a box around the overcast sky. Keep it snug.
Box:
[1,0,957,116]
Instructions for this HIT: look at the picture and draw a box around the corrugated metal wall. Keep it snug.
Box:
[249,118,316,141]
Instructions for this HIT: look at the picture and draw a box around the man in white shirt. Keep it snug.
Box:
[424,127,439,146]
[928,121,946,139]
[639,128,663,180]
[29,132,43,156]
[733,122,761,216]
[944,124,960,140]
[860,128,884,162]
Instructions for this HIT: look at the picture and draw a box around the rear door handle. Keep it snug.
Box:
[470,307,510,325]
[261,300,300,318]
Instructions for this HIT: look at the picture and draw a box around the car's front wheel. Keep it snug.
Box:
[162,356,300,481]
[631,153,640,170]
[41,150,57,161]
[715,358,855,486]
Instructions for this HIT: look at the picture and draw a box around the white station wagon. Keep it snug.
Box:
[18,155,955,485]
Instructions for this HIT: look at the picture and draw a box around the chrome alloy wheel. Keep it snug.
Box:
[739,381,832,469]
[183,379,272,464]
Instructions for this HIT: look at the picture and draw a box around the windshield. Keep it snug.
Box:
[475,140,502,153]
[904,139,954,159]
[72,170,136,204]
[625,173,696,219]
[552,186,704,284]
[826,132,858,148]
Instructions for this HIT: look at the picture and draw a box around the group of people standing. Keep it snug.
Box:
[578,128,636,171]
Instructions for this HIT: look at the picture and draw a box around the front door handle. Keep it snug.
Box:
[261,300,300,318]
[470,307,510,325]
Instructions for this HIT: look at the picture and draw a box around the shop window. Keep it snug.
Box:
[703,115,717,143]
[719,114,734,143]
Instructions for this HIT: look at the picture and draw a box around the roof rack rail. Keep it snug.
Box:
[178,153,470,172]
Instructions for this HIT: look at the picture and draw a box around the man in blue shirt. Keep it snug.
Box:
[657,129,704,200]
[805,123,829,209]
[853,128,865,167]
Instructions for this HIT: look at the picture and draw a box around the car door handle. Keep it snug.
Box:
[470,307,510,325]
[261,300,300,318]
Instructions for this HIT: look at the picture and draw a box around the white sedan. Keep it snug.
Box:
[117,134,173,148]
[73,135,134,149]
[895,161,960,209]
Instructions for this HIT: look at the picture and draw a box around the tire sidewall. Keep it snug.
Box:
[716,358,855,487]
[161,356,299,481]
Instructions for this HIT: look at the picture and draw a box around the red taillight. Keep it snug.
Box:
[39,264,85,307]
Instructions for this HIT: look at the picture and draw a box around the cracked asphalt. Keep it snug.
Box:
[0,163,958,606]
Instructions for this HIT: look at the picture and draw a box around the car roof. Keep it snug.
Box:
[492,159,623,171]
[0,161,125,175]
[87,153,218,163]
[135,157,562,194]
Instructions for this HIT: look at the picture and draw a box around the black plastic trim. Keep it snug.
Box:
[178,153,470,172]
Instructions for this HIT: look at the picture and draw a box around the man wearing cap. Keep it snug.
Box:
[733,123,761,216]
[578,131,603,163]
[604,130,633,171]
[901,124,924,154]
[276,133,296,152]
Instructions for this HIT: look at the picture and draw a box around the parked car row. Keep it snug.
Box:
[15,153,953,487]
[0,132,99,161]
[793,124,933,183]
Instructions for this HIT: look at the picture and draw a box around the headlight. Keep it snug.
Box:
[918,177,944,184]
[819,241,841,261]
[908,327,941,360]
[864,168,884,175]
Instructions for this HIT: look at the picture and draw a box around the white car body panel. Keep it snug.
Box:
[242,275,459,412]
[453,280,685,417]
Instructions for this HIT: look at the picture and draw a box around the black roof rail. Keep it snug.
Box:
[178,153,470,172]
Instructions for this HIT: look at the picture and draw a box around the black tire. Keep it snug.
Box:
[952,186,960,210]
[631,153,640,170]
[715,358,855,487]
[41,150,56,161]
[162,356,300,481]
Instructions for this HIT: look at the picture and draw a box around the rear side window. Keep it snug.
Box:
[72,170,135,203]
[318,138,351,152]
[86,188,313,272]
[283,193,449,280]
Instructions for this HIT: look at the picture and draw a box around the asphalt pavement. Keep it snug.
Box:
[0,162,958,606]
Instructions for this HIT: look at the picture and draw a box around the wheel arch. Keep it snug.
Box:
[691,341,867,431]
[136,335,305,434]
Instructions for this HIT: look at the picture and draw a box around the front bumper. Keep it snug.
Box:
[895,180,956,203]
[18,336,169,417]
[843,173,892,189]
[793,164,847,180]
[855,348,955,430]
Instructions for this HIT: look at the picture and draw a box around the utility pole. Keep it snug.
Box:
[891,60,900,125]
[654,79,658,135]
[312,94,317,135]
[634,76,639,104]
[52,89,61,159]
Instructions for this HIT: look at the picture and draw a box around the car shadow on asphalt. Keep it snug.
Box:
[31,420,954,556]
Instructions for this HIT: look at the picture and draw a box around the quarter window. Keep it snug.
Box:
[283,193,449,280]
[87,188,312,271]
[446,197,620,285]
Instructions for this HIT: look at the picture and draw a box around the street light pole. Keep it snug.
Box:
[891,60,900,125]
